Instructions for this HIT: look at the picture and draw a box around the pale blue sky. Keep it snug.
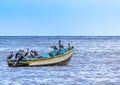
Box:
[0,0,120,36]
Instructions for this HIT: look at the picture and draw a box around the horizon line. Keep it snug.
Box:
[0,35,120,37]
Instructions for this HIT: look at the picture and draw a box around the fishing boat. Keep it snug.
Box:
[7,46,74,67]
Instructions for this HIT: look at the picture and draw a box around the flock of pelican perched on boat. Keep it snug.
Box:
[6,40,74,67]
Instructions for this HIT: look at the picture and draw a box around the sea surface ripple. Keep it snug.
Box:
[0,36,120,85]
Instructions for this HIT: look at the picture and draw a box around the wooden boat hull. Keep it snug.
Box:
[7,48,74,67]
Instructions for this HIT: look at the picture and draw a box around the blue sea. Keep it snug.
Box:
[0,36,120,85]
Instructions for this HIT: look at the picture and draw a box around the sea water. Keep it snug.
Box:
[0,36,120,85]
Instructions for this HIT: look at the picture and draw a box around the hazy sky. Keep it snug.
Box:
[0,0,120,36]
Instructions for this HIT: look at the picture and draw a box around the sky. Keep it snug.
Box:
[0,0,120,36]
